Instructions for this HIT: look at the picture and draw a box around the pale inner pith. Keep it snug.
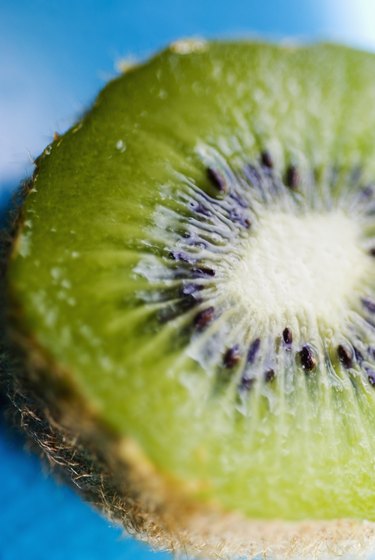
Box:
[226,211,369,330]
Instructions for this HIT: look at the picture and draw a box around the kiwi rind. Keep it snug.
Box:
[3,39,375,559]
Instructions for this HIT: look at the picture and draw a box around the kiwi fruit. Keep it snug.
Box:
[2,39,375,560]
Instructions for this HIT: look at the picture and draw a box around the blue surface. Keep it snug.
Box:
[2,1,375,559]
[0,414,170,560]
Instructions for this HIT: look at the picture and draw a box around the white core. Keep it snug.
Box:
[226,211,369,331]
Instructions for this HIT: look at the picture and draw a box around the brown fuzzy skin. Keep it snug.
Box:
[2,180,375,560]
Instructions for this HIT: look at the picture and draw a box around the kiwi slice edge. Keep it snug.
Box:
[3,39,375,559]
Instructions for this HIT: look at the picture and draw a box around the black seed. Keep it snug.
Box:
[180,283,204,296]
[362,298,375,314]
[282,327,293,345]
[260,150,273,169]
[169,250,196,264]
[247,338,261,364]
[285,164,300,190]
[223,345,241,368]
[239,376,255,392]
[264,369,275,383]
[337,344,353,369]
[229,208,251,229]
[191,266,216,278]
[368,370,375,386]
[369,248,375,257]
[299,345,317,372]
[194,306,215,330]
[207,167,228,194]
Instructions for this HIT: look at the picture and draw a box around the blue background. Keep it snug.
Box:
[1,1,375,559]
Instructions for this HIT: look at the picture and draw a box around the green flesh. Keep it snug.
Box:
[8,41,375,520]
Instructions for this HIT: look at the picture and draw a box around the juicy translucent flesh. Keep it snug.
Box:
[8,42,375,520]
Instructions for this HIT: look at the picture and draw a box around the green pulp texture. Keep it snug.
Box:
[8,42,375,520]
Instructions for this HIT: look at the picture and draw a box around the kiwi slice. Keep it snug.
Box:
[3,39,375,559]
